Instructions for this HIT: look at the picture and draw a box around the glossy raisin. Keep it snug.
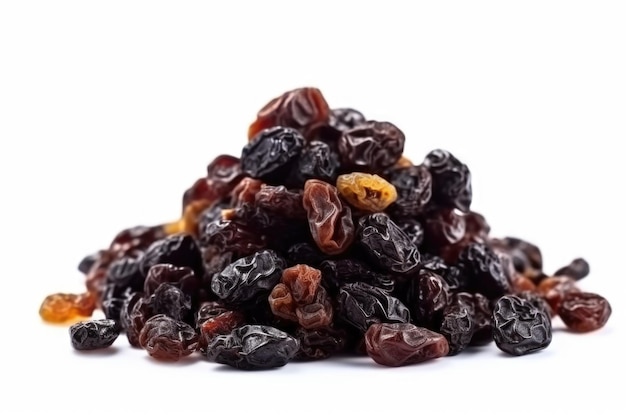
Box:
[537,276,580,312]
[409,270,450,327]
[365,323,449,367]
[242,126,305,181]
[207,324,300,370]
[439,298,475,355]
[290,141,340,186]
[421,253,468,291]
[336,172,397,212]
[387,164,432,217]
[139,234,204,280]
[211,250,286,307]
[423,149,472,212]
[150,283,192,322]
[295,326,348,361]
[358,213,420,274]
[339,121,405,173]
[337,282,411,333]
[255,184,306,219]
[558,292,611,333]
[491,237,543,282]
[492,295,552,356]
[198,310,246,352]
[139,314,198,361]
[78,251,103,275]
[69,319,120,351]
[320,259,394,294]
[201,219,266,258]
[302,179,355,255]
[248,87,330,140]
[458,243,510,300]
[423,208,467,250]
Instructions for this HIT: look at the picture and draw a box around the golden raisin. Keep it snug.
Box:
[336,172,398,212]
[39,292,97,323]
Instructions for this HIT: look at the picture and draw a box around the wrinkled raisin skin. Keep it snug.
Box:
[139,314,198,361]
[492,295,552,356]
[339,121,405,173]
[69,319,120,351]
[241,126,305,182]
[336,172,398,212]
[424,149,472,212]
[248,87,330,140]
[387,165,432,217]
[206,325,300,370]
[358,213,420,274]
[558,292,611,333]
[302,179,355,255]
[365,323,449,367]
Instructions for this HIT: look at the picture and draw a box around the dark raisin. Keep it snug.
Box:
[294,326,348,361]
[211,250,286,307]
[206,324,300,370]
[139,234,204,280]
[387,164,432,217]
[357,213,420,274]
[241,126,305,182]
[69,319,120,351]
[289,141,340,187]
[492,295,552,356]
[336,282,411,333]
[458,243,510,300]
[423,149,472,212]
[439,297,475,355]
[554,258,590,281]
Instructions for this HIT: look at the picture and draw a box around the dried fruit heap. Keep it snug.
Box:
[40,87,612,369]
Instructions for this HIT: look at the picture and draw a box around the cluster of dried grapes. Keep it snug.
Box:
[40,88,612,369]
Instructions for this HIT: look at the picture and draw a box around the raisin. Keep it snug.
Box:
[302,179,355,255]
[206,325,300,370]
[320,258,395,294]
[329,108,366,132]
[195,301,229,328]
[409,270,450,327]
[109,225,166,257]
[268,265,332,329]
[39,292,97,323]
[295,326,348,361]
[139,314,198,361]
[201,219,266,258]
[255,185,306,219]
[242,126,305,181]
[458,243,510,300]
[69,319,120,351]
[491,237,543,282]
[105,257,144,297]
[290,141,340,187]
[439,297,475,355]
[339,121,405,173]
[336,282,411,333]
[125,296,152,347]
[423,208,467,250]
[365,323,449,367]
[558,292,611,333]
[357,213,420,274]
[421,253,468,291]
[198,310,246,352]
[211,250,286,307]
[554,258,590,281]
[150,283,192,323]
[517,290,553,317]
[466,293,493,346]
[387,164,432,217]
[396,218,425,248]
[139,234,204,280]
[423,149,472,212]
[492,295,552,356]
[248,87,330,140]
[336,172,398,212]
[230,177,264,208]
[143,263,197,298]
[286,242,326,268]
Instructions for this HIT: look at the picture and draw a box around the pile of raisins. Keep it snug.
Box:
[41,87,612,369]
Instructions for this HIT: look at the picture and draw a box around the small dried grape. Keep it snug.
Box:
[365,323,449,367]
[69,319,120,351]
[339,121,405,173]
[336,172,398,212]
[139,314,198,361]
[558,292,611,332]
[39,292,97,323]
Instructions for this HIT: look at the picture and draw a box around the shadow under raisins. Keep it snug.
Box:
[212,364,286,372]
[72,346,120,357]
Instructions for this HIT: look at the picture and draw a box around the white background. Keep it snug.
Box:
[1,1,624,416]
